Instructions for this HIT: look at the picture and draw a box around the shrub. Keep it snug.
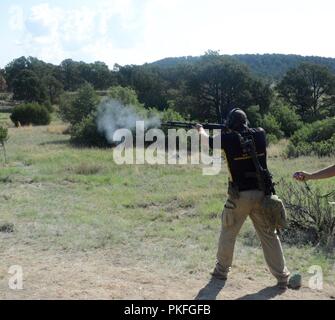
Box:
[286,118,335,157]
[160,108,185,122]
[59,83,99,126]
[108,86,140,106]
[245,105,262,128]
[69,86,186,147]
[70,113,107,147]
[278,179,335,249]
[10,103,51,126]
[266,133,279,145]
[260,114,284,140]
[72,101,162,147]
[270,100,303,137]
[0,126,8,163]
[247,99,302,140]
[58,93,75,123]
[0,223,14,233]
[43,100,54,113]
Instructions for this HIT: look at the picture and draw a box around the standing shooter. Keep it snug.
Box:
[196,108,290,289]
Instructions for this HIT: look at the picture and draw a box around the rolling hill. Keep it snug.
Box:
[150,53,335,81]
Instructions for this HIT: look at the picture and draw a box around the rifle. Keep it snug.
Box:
[162,121,229,131]
[239,133,276,196]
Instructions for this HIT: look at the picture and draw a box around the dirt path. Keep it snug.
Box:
[0,245,334,300]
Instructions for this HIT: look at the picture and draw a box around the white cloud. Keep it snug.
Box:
[7,1,148,65]
[6,0,335,67]
[9,5,25,31]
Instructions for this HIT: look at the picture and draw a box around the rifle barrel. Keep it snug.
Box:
[162,121,227,130]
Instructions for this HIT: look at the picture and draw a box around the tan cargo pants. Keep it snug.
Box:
[213,190,290,282]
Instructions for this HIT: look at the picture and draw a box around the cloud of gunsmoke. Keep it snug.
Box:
[96,97,161,143]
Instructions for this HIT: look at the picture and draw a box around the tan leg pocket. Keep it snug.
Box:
[221,198,236,228]
[222,208,235,228]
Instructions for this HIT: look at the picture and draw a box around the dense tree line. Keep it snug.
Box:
[116,52,335,125]
[151,53,335,82]
[2,53,335,151]
[1,56,118,105]
[116,52,273,123]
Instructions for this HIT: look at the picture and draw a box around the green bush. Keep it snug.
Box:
[59,83,99,126]
[260,114,284,140]
[270,100,302,137]
[10,103,51,126]
[286,118,335,157]
[160,108,185,122]
[245,105,262,128]
[0,126,9,163]
[266,133,279,145]
[246,100,302,140]
[71,103,161,147]
[70,113,107,147]
[58,93,74,122]
[246,106,285,141]
[278,179,335,248]
[69,85,186,147]
[44,100,54,113]
[107,86,140,106]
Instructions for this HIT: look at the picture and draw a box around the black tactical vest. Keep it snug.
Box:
[209,128,268,191]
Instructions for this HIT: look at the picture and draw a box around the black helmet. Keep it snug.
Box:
[226,108,249,130]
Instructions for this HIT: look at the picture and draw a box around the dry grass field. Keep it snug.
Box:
[0,116,334,300]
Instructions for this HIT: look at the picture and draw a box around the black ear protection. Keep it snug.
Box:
[226,108,249,129]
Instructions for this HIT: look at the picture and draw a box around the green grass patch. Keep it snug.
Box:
[0,123,334,281]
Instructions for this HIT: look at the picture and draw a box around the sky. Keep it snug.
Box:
[1,0,335,68]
